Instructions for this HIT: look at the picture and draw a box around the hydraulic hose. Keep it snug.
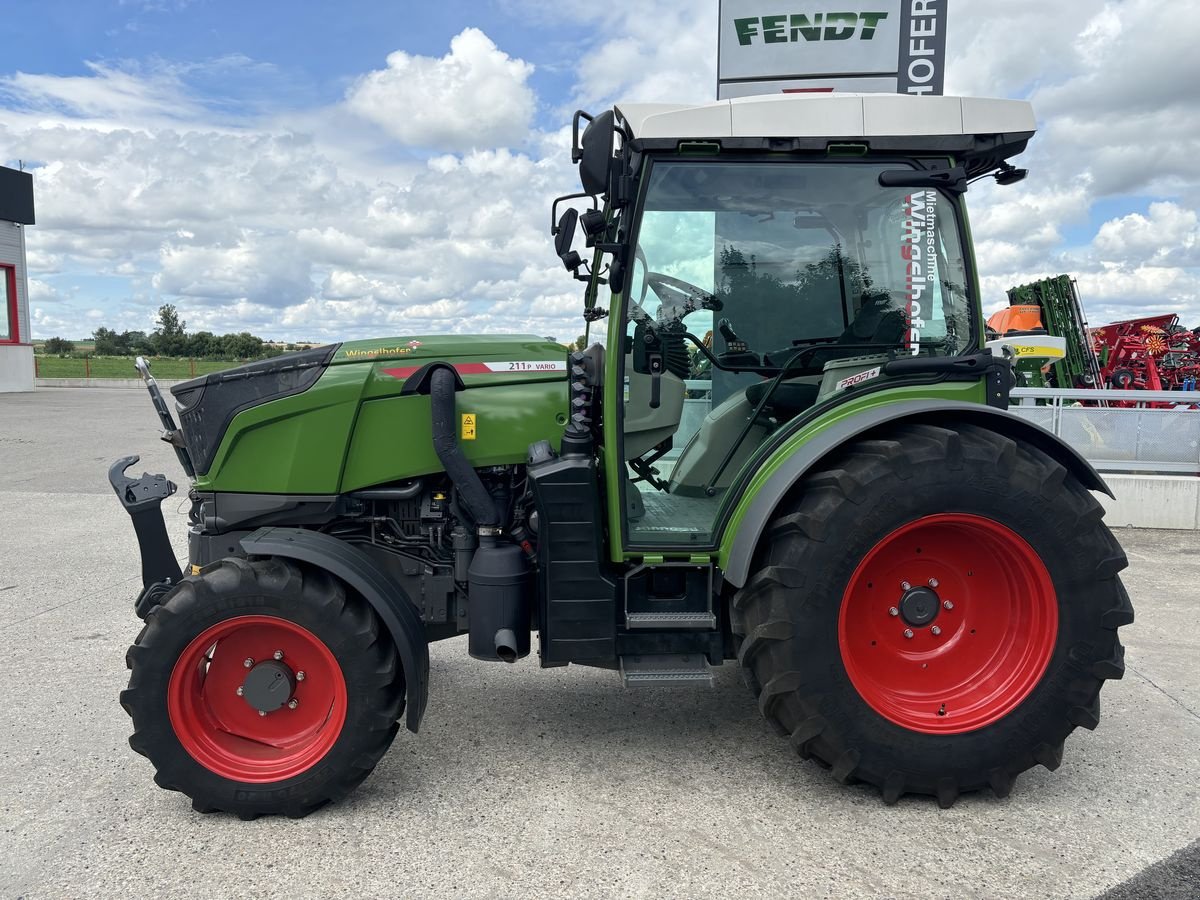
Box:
[429,367,499,527]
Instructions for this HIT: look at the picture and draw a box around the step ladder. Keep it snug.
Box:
[619,653,713,688]
[625,611,717,630]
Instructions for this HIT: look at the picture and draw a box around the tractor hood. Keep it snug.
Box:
[170,334,569,481]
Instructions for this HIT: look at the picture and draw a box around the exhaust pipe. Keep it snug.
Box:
[493,629,520,664]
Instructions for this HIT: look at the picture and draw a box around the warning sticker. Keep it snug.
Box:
[461,413,477,440]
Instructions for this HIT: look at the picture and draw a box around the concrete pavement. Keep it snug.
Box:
[1,388,1197,899]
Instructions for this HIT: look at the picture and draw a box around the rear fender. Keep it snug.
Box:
[240,527,430,733]
[719,400,1112,589]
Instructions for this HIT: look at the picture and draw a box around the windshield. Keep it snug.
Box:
[628,160,973,367]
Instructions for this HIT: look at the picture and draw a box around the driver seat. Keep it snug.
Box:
[746,294,906,420]
[744,380,820,419]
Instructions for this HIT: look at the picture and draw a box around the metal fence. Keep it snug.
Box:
[1009,387,1200,475]
[663,383,1200,475]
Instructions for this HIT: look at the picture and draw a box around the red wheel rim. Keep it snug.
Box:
[838,514,1057,734]
[167,615,347,782]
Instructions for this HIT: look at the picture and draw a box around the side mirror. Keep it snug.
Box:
[878,165,968,194]
[554,208,582,272]
[578,110,615,197]
[994,162,1028,186]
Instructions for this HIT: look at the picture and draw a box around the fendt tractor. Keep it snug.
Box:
[111,93,1133,818]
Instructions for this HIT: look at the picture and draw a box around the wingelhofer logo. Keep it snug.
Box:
[733,12,890,45]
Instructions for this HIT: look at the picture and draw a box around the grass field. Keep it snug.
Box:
[34,356,239,379]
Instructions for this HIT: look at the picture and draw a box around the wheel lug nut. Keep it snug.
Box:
[236,686,244,696]
[296,671,306,681]
[900,581,911,591]
[258,710,267,717]
[273,649,284,661]
[931,626,942,636]
[903,629,914,639]
[288,699,299,710]
[243,658,254,668]
[888,606,899,617]
[928,578,939,588]
[943,600,954,611]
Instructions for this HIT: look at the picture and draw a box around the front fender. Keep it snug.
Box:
[718,400,1112,589]
[240,527,430,733]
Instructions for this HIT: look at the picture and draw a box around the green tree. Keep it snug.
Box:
[573,334,587,351]
[124,330,153,355]
[153,304,188,356]
[221,331,264,359]
[43,336,75,355]
[187,331,218,358]
[93,327,123,355]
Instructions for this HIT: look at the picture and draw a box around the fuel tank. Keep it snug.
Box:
[173,335,569,494]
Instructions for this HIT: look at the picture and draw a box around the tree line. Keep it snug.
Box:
[40,304,300,360]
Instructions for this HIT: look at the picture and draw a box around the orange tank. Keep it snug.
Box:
[987,305,1045,334]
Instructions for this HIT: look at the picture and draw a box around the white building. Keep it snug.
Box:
[0,165,34,393]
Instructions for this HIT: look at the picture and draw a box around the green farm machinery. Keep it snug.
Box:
[111,93,1131,818]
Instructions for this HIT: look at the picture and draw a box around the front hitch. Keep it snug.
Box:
[108,455,184,618]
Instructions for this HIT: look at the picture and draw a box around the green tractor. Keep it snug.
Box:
[112,93,1132,818]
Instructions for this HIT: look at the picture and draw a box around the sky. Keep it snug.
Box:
[2,0,1198,343]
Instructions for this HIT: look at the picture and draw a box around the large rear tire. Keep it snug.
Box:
[121,557,404,818]
[730,423,1132,807]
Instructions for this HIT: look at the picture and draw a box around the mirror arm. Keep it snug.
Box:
[550,192,597,235]
[571,110,595,163]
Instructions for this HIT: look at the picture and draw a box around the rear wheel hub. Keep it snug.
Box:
[899,586,940,627]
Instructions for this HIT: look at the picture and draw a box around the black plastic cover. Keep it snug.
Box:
[528,450,617,665]
[170,344,338,476]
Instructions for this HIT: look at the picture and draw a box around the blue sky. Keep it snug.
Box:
[2,1,590,120]
[1,0,1197,342]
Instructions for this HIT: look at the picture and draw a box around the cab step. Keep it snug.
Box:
[625,611,717,630]
[619,653,713,688]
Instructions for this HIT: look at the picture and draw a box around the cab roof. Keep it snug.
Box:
[615,94,1036,142]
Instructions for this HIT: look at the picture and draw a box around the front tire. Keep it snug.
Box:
[730,423,1133,806]
[121,557,404,818]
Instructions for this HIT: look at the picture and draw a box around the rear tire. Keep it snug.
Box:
[730,423,1132,806]
[121,557,404,818]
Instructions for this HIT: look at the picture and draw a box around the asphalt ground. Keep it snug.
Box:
[1,387,1198,899]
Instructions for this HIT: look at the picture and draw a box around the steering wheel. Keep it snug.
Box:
[631,246,722,327]
[645,272,723,317]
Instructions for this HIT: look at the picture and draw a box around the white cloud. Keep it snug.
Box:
[1092,202,1200,267]
[153,231,314,306]
[27,278,61,303]
[0,60,205,122]
[346,28,535,150]
[558,2,719,108]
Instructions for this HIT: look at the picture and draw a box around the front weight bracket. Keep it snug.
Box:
[108,455,184,618]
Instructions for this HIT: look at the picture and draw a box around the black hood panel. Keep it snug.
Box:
[170,344,339,476]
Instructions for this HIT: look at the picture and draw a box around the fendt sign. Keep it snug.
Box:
[717,0,947,99]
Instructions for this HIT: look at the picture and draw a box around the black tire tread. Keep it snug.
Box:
[731,422,1131,806]
[122,556,404,818]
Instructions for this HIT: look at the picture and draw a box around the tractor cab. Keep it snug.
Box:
[552,93,1036,552]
